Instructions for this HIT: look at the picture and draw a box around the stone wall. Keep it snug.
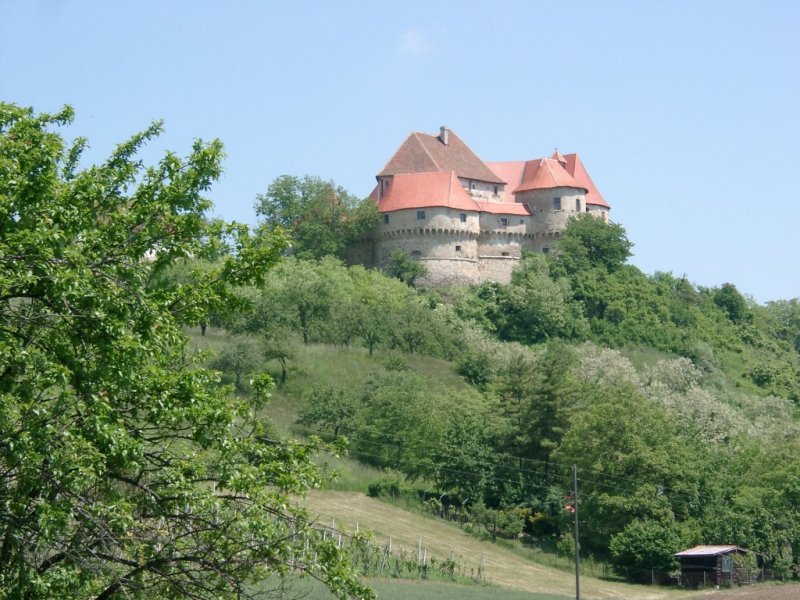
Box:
[352,190,610,287]
[516,186,586,234]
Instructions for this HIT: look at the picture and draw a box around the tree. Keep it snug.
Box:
[385,250,426,287]
[713,282,751,324]
[255,174,378,260]
[555,383,701,555]
[553,213,632,274]
[297,386,360,438]
[0,104,371,599]
[211,338,262,390]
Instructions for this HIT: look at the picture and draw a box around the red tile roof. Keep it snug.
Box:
[515,158,586,193]
[486,161,526,194]
[374,171,532,216]
[563,153,609,208]
[377,171,481,212]
[475,201,530,215]
[379,130,505,184]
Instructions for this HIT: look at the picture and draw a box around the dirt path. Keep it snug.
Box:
[695,585,800,600]
[302,491,701,600]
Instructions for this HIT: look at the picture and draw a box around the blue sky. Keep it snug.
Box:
[2,0,799,303]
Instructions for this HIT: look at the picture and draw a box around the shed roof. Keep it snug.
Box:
[675,545,746,557]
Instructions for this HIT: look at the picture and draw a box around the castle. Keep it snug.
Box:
[350,127,611,286]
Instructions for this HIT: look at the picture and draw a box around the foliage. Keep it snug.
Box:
[609,518,682,574]
[386,249,427,287]
[255,174,378,261]
[210,337,262,390]
[298,386,360,438]
[552,213,632,274]
[713,282,751,324]
[470,504,530,541]
[0,104,371,599]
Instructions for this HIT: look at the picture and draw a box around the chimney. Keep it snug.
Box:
[439,126,449,145]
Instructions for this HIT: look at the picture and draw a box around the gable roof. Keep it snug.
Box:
[675,545,746,557]
[378,130,505,184]
[376,171,480,213]
[515,158,586,193]
[564,153,609,208]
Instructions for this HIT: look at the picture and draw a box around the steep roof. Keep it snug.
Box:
[551,149,567,165]
[485,161,526,193]
[564,153,609,208]
[378,130,505,184]
[372,171,532,216]
[376,171,480,212]
[515,158,586,193]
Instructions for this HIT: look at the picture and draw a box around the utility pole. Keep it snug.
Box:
[573,464,581,600]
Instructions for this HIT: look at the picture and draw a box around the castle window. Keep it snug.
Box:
[575,199,581,212]
[553,197,562,210]
[411,250,422,259]
[455,245,462,253]
[519,219,525,224]
[460,213,467,223]
[493,185,498,195]
[501,251,510,257]
[383,214,389,224]
[542,247,550,254]
[470,181,476,190]
[416,210,425,220]
[586,206,590,212]
[499,217,509,227]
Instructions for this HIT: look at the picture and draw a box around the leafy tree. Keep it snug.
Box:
[765,298,800,352]
[297,386,360,438]
[255,174,378,260]
[262,326,296,386]
[609,518,683,575]
[385,250,427,287]
[0,104,370,599]
[211,338,262,390]
[345,266,413,355]
[713,282,751,324]
[552,213,632,274]
[257,257,344,344]
[555,383,701,555]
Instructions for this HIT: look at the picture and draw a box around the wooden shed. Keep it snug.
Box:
[675,545,754,587]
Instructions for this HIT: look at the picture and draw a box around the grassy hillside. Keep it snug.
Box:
[301,491,697,600]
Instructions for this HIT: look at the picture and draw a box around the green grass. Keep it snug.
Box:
[255,576,570,600]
